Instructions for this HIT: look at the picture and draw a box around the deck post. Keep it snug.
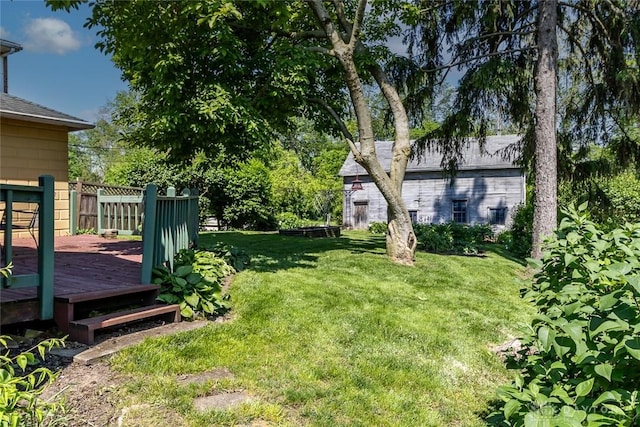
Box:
[165,187,176,272]
[97,188,105,234]
[2,189,14,270]
[189,189,199,247]
[69,190,77,235]
[141,183,158,284]
[38,175,55,320]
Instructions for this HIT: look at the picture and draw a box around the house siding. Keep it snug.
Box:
[0,117,70,237]
[344,169,525,229]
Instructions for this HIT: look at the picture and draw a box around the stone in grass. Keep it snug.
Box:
[176,368,234,385]
[193,391,253,412]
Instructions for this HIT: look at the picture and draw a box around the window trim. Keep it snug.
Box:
[488,207,507,225]
[408,210,418,224]
[452,199,468,224]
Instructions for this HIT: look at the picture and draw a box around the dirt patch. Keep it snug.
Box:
[6,298,234,425]
[43,361,126,426]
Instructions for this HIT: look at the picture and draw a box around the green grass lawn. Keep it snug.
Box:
[111,231,533,426]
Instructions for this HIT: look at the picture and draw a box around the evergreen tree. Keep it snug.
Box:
[409,0,640,257]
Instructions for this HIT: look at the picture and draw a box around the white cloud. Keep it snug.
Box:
[0,26,10,39]
[23,18,81,54]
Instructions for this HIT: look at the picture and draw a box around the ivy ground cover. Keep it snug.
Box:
[110,231,533,426]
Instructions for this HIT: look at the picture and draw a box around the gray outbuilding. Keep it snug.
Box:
[338,135,526,230]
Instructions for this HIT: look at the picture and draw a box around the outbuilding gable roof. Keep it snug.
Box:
[0,92,94,131]
[339,134,521,177]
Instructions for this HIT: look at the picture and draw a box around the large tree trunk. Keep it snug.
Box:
[532,0,558,259]
[387,205,417,265]
[308,0,417,265]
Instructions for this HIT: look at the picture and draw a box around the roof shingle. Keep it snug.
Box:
[339,135,521,176]
[0,92,94,130]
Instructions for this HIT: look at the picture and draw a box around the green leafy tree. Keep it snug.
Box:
[559,125,640,227]
[49,0,442,265]
[270,146,312,219]
[222,159,275,230]
[103,147,180,189]
[68,133,100,182]
[68,91,140,182]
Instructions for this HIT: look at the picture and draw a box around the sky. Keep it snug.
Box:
[0,0,127,122]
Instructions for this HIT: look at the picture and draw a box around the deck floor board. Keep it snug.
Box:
[1,235,144,307]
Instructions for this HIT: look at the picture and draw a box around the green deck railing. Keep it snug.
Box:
[140,185,199,284]
[0,175,55,320]
[96,189,144,235]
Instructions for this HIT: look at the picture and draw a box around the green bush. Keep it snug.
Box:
[414,222,494,255]
[153,248,234,319]
[1,263,67,426]
[505,202,534,258]
[368,222,388,234]
[414,223,454,253]
[76,228,96,235]
[559,170,640,229]
[0,336,67,426]
[276,212,304,230]
[205,242,250,272]
[487,204,640,426]
[496,230,513,245]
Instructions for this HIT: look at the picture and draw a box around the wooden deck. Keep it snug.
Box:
[1,235,147,325]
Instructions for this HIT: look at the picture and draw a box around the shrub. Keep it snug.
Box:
[276,212,304,230]
[496,230,513,246]
[487,204,640,426]
[205,242,250,272]
[414,223,454,253]
[368,222,388,234]
[506,202,534,258]
[153,248,234,319]
[76,228,96,235]
[559,170,640,229]
[1,262,67,426]
[414,222,494,255]
[0,336,67,426]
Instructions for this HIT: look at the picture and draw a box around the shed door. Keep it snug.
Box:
[353,202,368,229]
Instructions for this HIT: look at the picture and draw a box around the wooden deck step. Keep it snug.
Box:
[69,304,181,345]
[55,284,160,304]
[54,284,161,333]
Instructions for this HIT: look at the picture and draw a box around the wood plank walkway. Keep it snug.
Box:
[1,235,146,324]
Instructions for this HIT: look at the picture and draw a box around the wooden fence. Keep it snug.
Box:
[69,180,143,234]
[96,190,144,235]
[69,181,199,284]
[0,175,55,319]
[140,185,199,284]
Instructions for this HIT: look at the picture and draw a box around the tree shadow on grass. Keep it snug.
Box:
[482,243,527,266]
[198,231,386,273]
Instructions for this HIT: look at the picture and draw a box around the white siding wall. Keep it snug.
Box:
[343,169,525,229]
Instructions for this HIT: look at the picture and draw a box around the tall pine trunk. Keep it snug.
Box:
[532,0,558,259]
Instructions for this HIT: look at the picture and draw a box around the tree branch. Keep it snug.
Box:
[306,46,335,55]
[348,0,367,51]
[308,97,358,154]
[422,47,538,73]
[558,1,612,42]
[458,29,536,47]
[330,0,354,36]
[272,29,328,39]
[306,0,347,50]
[557,23,596,90]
